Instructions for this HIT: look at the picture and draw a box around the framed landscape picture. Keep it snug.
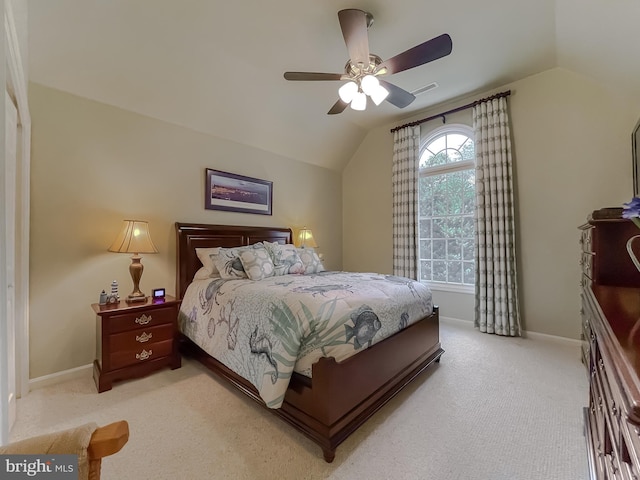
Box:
[205,169,273,215]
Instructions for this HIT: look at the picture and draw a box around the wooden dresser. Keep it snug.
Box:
[92,296,181,392]
[580,209,640,479]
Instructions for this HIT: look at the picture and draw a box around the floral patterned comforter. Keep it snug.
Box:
[178,271,433,408]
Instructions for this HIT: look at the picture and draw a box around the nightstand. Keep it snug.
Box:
[91,295,181,392]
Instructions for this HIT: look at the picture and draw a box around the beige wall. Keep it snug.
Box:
[29,83,342,378]
[343,67,639,339]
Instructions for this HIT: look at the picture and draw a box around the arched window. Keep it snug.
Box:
[418,125,475,291]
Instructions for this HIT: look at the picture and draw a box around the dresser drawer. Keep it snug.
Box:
[109,339,173,370]
[109,324,174,351]
[107,306,176,333]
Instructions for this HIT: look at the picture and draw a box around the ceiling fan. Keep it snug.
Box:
[284,9,453,115]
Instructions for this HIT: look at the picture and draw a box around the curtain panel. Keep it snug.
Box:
[473,97,521,336]
[392,126,421,279]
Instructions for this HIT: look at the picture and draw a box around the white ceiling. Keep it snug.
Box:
[27,0,640,171]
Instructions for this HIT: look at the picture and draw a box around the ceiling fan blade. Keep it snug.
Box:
[380,34,452,75]
[338,9,370,67]
[284,72,344,81]
[378,79,416,109]
[328,99,349,115]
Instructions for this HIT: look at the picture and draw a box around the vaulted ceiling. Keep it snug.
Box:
[27,0,640,171]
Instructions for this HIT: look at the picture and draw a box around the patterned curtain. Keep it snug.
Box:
[473,97,521,336]
[392,126,421,279]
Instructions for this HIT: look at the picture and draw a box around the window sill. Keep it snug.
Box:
[424,282,475,295]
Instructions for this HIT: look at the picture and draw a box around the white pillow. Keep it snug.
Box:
[195,247,222,276]
[297,248,325,274]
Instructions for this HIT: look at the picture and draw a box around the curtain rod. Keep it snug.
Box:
[390,90,511,133]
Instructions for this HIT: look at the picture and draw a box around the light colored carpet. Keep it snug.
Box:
[10,320,588,480]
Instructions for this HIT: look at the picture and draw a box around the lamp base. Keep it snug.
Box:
[126,294,147,303]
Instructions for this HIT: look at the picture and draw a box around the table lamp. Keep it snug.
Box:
[108,220,158,302]
[297,227,318,249]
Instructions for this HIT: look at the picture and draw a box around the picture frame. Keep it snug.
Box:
[205,169,273,215]
[633,117,640,197]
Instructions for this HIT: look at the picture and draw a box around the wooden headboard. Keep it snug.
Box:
[175,223,292,299]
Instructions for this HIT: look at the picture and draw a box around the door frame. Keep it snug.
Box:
[2,0,31,443]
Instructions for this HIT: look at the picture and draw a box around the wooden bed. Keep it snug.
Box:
[175,222,443,462]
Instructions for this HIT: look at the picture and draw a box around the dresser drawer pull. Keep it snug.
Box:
[135,314,152,325]
[136,332,152,343]
[599,358,604,371]
[136,349,153,361]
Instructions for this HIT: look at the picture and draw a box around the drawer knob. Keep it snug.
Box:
[136,349,153,361]
[136,332,152,343]
[135,314,152,325]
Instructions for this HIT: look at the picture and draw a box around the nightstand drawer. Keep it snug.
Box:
[108,306,175,333]
[109,339,173,370]
[109,324,174,351]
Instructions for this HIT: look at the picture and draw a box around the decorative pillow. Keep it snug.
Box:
[264,241,305,276]
[213,244,263,279]
[195,247,222,276]
[297,248,325,274]
[238,247,275,281]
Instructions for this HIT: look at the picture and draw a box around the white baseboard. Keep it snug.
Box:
[25,316,581,391]
[28,364,93,391]
[440,316,582,347]
[440,316,473,327]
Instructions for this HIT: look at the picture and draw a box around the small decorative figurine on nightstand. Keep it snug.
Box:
[111,280,119,300]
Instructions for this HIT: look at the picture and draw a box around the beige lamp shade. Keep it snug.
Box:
[297,227,318,248]
[108,220,158,302]
[108,220,158,254]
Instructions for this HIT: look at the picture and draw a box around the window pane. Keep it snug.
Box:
[444,148,462,163]
[432,218,446,238]
[419,219,432,238]
[447,261,462,283]
[432,239,446,259]
[447,239,461,260]
[461,139,475,160]
[462,217,475,237]
[420,240,432,259]
[433,261,447,281]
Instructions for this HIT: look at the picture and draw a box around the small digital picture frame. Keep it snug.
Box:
[152,288,166,302]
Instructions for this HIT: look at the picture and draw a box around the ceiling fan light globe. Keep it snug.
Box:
[338,81,358,103]
[370,84,389,106]
[350,91,367,111]
[360,75,380,96]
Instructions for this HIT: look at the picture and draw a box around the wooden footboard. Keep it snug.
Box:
[180,306,442,462]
